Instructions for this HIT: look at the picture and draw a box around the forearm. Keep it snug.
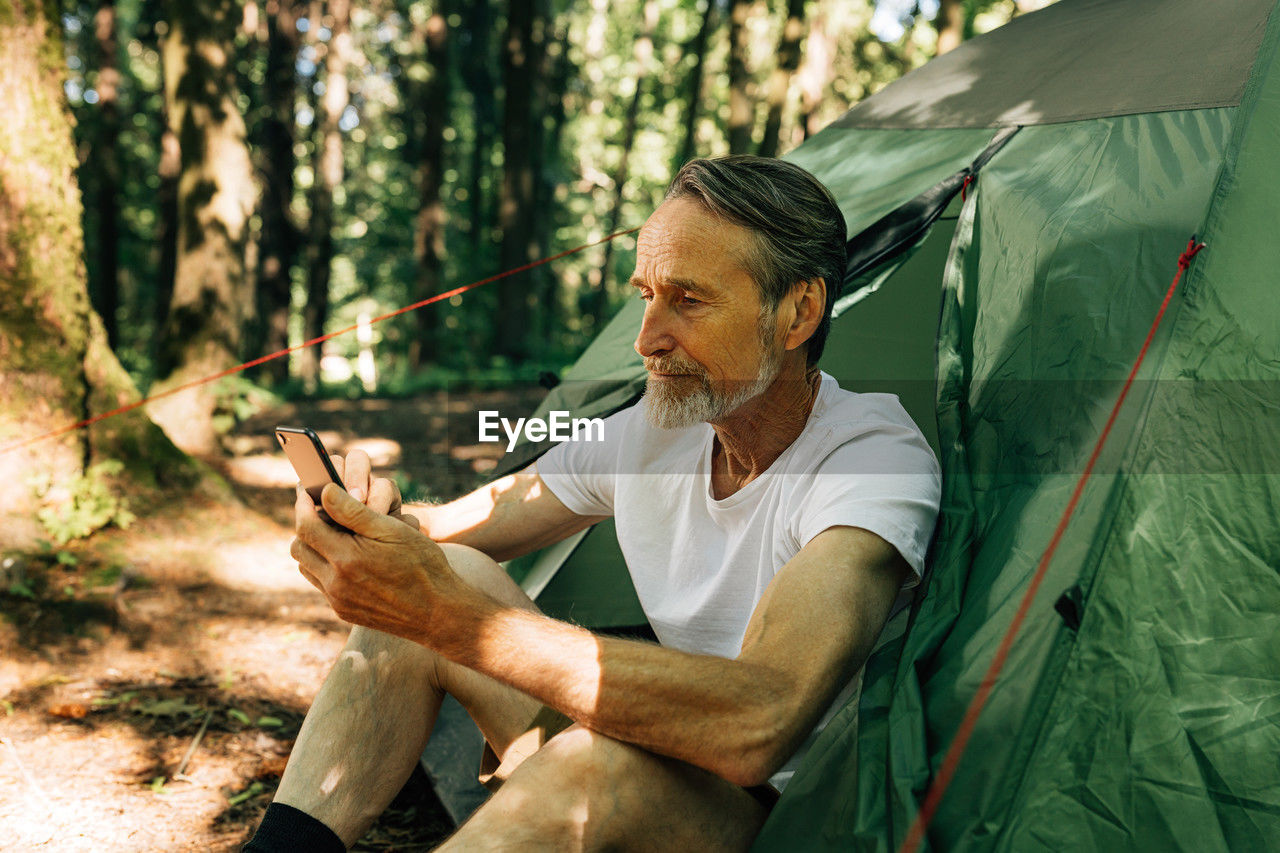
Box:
[418,592,806,786]
[405,469,600,562]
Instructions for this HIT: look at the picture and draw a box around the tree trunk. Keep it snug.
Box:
[676,0,717,169]
[936,0,965,55]
[593,0,657,326]
[496,0,546,358]
[0,0,203,524]
[89,0,122,351]
[409,0,451,369]
[154,123,180,358]
[150,0,258,455]
[757,0,805,158]
[460,0,496,248]
[726,0,755,154]
[298,0,352,391]
[537,13,573,341]
[253,0,303,385]
[796,7,835,141]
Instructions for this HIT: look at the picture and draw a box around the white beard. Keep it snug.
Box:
[642,328,783,430]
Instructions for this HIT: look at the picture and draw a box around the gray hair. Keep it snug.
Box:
[664,156,846,365]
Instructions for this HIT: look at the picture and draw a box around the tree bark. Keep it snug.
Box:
[677,0,718,169]
[154,122,180,357]
[936,0,965,55]
[0,0,203,523]
[409,0,451,369]
[253,0,304,385]
[757,0,805,158]
[594,0,657,326]
[149,0,258,455]
[496,0,546,358]
[726,0,755,154]
[298,0,352,390]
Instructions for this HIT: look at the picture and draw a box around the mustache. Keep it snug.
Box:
[644,356,706,376]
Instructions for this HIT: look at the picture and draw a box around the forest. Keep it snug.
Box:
[0,0,1048,847]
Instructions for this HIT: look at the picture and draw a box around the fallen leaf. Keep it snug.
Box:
[48,703,89,719]
[256,755,289,778]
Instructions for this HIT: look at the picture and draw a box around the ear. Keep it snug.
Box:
[782,277,826,352]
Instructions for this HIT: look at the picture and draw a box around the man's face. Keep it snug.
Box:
[630,197,783,429]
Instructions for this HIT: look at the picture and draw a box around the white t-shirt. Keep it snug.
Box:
[537,372,941,787]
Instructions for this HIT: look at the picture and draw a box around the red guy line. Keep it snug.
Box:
[898,238,1205,853]
[0,226,641,457]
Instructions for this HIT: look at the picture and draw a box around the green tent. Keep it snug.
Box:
[432,0,1280,844]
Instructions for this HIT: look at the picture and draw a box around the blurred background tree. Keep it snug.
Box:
[0,0,209,521]
[10,0,1053,461]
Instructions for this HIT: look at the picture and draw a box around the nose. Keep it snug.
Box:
[633,300,676,359]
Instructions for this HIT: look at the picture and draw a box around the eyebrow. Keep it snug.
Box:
[627,276,715,298]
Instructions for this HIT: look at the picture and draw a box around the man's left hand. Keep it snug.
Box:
[291,483,460,641]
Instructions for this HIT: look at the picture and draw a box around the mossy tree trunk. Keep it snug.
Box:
[0,0,202,523]
[149,0,257,455]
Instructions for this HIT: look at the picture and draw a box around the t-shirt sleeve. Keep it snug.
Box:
[793,422,942,587]
[534,405,636,517]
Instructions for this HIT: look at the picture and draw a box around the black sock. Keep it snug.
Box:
[243,802,346,853]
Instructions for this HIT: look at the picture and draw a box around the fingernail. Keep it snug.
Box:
[351,487,365,502]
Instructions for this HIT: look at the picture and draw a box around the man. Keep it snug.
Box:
[247,156,941,851]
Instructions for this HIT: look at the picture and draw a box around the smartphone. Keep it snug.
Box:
[275,426,346,526]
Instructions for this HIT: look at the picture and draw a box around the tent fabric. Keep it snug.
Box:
[835,0,1274,130]
[751,1,1280,849]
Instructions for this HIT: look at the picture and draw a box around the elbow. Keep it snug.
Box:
[713,714,797,788]
[715,742,786,788]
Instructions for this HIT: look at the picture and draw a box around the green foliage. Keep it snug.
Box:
[210,375,283,435]
[29,459,137,544]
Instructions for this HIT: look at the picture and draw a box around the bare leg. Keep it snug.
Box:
[441,724,770,852]
[272,544,548,847]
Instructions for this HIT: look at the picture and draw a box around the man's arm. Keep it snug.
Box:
[295,486,909,787]
[334,449,605,563]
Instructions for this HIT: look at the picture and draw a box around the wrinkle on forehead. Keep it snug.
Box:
[635,197,758,292]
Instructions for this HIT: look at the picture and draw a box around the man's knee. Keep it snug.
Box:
[474,728,633,848]
[338,625,436,688]
[485,727,694,848]
[438,542,538,612]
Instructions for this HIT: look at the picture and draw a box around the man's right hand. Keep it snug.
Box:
[324,448,420,532]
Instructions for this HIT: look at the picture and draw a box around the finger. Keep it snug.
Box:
[296,485,347,554]
[291,537,327,591]
[321,482,399,539]
[366,478,399,515]
[392,511,421,531]
[330,454,345,482]
[343,449,372,503]
[290,536,329,577]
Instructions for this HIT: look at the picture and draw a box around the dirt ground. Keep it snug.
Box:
[0,387,546,851]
